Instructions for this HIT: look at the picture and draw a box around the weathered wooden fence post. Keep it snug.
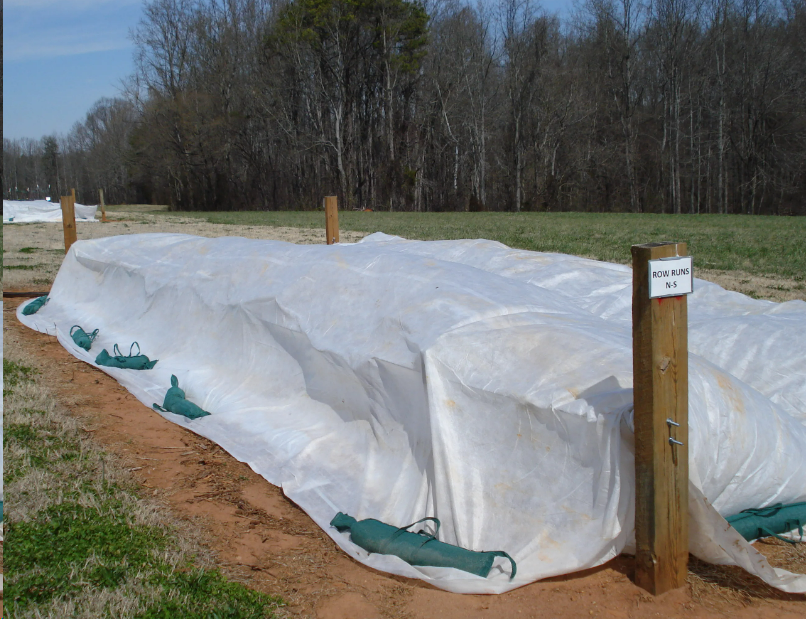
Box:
[99,188,107,222]
[61,194,77,253]
[325,196,339,245]
[632,241,693,595]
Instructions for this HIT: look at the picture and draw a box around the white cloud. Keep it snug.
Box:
[4,35,133,62]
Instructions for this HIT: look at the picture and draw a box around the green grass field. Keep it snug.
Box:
[3,356,285,618]
[158,211,806,280]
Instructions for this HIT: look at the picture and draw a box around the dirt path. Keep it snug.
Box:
[4,297,805,619]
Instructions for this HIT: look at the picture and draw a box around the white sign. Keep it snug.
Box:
[648,256,693,299]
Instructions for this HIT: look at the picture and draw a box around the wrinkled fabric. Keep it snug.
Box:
[70,325,98,351]
[95,342,158,370]
[3,199,97,223]
[726,502,806,543]
[331,513,516,578]
[153,374,209,419]
[17,232,806,594]
[21,296,48,315]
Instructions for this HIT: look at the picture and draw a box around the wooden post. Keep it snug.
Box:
[632,242,689,595]
[99,188,107,222]
[325,195,339,245]
[61,195,78,254]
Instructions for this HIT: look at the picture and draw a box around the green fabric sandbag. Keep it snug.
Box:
[22,296,49,315]
[70,325,99,351]
[726,502,806,543]
[153,375,210,420]
[96,342,158,370]
[330,512,516,579]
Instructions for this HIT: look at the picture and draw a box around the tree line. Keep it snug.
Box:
[4,0,806,215]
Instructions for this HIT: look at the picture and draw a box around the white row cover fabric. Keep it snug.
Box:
[17,232,806,594]
[3,199,98,223]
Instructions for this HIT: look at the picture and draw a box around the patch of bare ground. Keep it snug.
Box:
[696,268,806,303]
[4,297,805,619]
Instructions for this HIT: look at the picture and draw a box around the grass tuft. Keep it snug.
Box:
[4,264,45,270]
[3,358,39,394]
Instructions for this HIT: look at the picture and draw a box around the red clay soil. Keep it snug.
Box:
[4,296,805,619]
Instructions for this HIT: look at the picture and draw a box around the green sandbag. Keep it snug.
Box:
[70,325,99,351]
[22,296,49,315]
[153,375,210,420]
[726,502,806,543]
[330,512,516,579]
[96,342,158,370]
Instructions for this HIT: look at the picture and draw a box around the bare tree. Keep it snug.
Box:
[8,0,806,215]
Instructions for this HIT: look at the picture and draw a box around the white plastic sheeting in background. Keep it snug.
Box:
[3,199,98,223]
[17,232,806,594]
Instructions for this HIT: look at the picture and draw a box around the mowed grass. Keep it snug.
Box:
[162,211,806,280]
[3,356,285,619]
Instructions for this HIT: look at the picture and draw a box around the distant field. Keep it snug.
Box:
[160,210,806,281]
[6,208,803,299]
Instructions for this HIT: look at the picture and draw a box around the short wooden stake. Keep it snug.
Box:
[632,241,689,595]
[325,195,339,245]
[61,195,78,254]
[99,188,107,222]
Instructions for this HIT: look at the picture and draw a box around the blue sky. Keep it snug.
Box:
[4,0,574,142]
[3,0,143,141]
